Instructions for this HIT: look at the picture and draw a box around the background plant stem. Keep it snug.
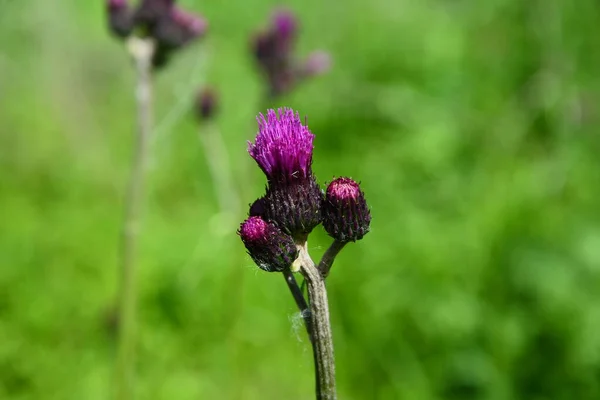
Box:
[298,244,337,400]
[198,122,240,218]
[116,37,154,400]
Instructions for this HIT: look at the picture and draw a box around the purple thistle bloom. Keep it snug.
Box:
[238,216,298,272]
[272,9,297,42]
[248,108,323,238]
[323,177,371,242]
[249,108,315,185]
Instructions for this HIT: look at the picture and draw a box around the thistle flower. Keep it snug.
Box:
[253,10,297,67]
[271,10,297,56]
[273,10,297,40]
[252,9,330,98]
[146,4,207,68]
[107,0,206,69]
[249,108,314,185]
[248,108,323,237]
[153,7,207,49]
[107,0,133,38]
[323,177,371,242]
[133,0,174,30]
[238,216,298,272]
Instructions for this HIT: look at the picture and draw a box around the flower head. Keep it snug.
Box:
[156,7,206,47]
[238,216,298,272]
[107,0,133,38]
[272,9,297,42]
[108,0,206,69]
[108,0,129,11]
[248,108,323,237]
[323,177,371,242]
[248,108,315,185]
[251,10,297,98]
[133,0,174,29]
[251,9,330,98]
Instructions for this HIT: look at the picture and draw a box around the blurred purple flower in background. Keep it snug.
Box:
[251,9,332,98]
[106,0,207,68]
[107,0,133,38]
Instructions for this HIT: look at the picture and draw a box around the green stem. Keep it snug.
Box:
[282,269,313,342]
[116,37,154,400]
[317,240,347,278]
[198,123,240,218]
[297,243,337,400]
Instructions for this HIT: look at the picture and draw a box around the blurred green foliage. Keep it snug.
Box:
[2,0,600,399]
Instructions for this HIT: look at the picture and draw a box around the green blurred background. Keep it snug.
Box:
[2,0,600,399]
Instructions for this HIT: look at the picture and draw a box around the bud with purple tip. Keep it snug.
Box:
[272,10,297,53]
[107,0,133,38]
[147,4,207,68]
[153,7,207,49]
[248,108,323,237]
[323,177,371,242]
[238,216,299,272]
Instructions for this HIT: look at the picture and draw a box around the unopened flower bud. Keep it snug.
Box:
[154,7,207,48]
[107,0,133,38]
[262,179,323,238]
[323,177,371,242]
[196,87,218,121]
[175,8,207,39]
[238,216,298,272]
[249,197,267,217]
[134,0,174,30]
